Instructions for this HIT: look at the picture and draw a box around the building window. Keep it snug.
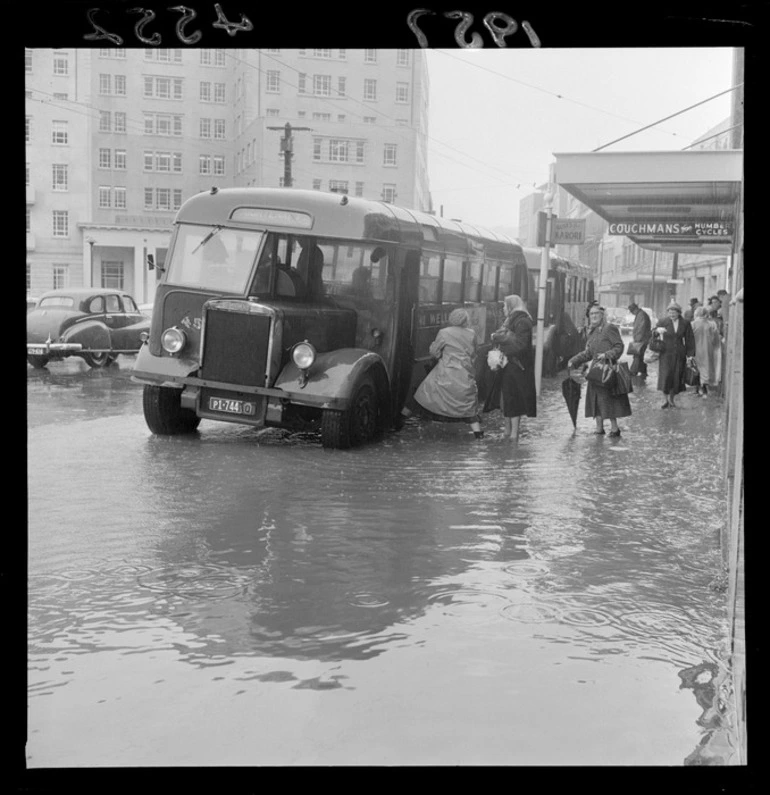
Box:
[156,151,171,172]
[52,164,68,191]
[338,114,346,122]
[214,83,226,103]
[144,188,154,209]
[173,189,183,210]
[114,74,126,95]
[329,180,348,194]
[337,77,346,97]
[99,111,111,132]
[382,184,397,203]
[26,262,31,291]
[26,209,31,234]
[200,81,211,102]
[26,163,30,185]
[156,188,171,211]
[383,143,397,166]
[53,264,69,289]
[313,138,322,161]
[396,82,409,103]
[214,119,225,139]
[199,155,211,174]
[52,211,69,237]
[114,112,126,133]
[266,70,280,93]
[338,49,347,59]
[25,49,32,72]
[114,187,126,209]
[52,120,68,145]
[199,119,210,139]
[53,92,68,101]
[298,73,306,94]
[99,74,112,94]
[312,179,322,190]
[144,151,154,171]
[173,152,182,172]
[364,79,377,101]
[173,78,183,100]
[364,49,377,63]
[313,75,331,97]
[313,49,332,58]
[397,49,410,67]
[364,116,376,124]
[213,155,225,175]
[200,50,211,65]
[312,112,331,121]
[355,181,364,197]
[99,148,111,169]
[298,110,306,118]
[214,49,226,67]
[53,54,68,75]
[266,108,280,117]
[99,186,111,208]
[101,261,124,289]
[329,139,349,162]
[114,150,126,170]
[266,48,280,54]
[355,141,365,163]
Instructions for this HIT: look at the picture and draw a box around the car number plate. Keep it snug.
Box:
[28,346,47,355]
[208,397,256,415]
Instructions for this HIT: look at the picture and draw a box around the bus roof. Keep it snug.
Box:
[176,187,526,265]
[521,246,590,277]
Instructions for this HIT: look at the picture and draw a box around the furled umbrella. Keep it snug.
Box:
[561,376,581,429]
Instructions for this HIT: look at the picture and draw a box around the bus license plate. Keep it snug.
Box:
[208,397,256,416]
[28,346,47,355]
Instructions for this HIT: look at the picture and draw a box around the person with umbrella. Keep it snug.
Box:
[561,374,581,431]
[566,304,631,436]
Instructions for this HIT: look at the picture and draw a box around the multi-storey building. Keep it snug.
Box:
[25,48,431,304]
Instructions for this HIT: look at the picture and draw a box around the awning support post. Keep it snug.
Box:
[534,187,554,397]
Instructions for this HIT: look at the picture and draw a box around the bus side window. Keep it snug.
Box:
[481,262,497,302]
[419,252,441,303]
[465,261,482,303]
[442,255,463,303]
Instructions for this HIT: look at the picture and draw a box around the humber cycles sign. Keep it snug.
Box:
[608,220,732,237]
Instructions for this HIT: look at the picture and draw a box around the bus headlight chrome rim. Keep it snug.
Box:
[161,327,187,354]
[292,341,316,370]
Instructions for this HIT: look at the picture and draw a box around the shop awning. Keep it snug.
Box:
[554,150,742,255]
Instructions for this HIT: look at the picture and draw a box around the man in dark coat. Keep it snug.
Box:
[628,302,652,378]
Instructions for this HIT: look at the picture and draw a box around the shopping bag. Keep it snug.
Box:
[684,357,700,387]
[627,341,644,356]
[585,359,617,391]
[612,361,633,395]
[487,347,508,371]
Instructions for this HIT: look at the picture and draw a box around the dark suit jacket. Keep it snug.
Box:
[656,317,695,358]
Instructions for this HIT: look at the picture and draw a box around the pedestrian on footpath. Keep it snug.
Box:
[567,305,631,437]
[684,297,701,321]
[627,302,652,378]
[403,308,484,439]
[653,301,696,409]
[485,294,537,442]
[692,306,722,397]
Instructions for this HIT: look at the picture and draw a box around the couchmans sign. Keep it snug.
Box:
[608,220,733,237]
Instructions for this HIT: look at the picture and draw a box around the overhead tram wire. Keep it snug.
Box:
[433,49,686,140]
[592,84,743,152]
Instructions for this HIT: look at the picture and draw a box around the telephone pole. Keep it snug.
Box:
[266,122,312,188]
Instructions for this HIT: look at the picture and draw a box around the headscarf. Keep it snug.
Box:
[503,294,531,319]
[448,308,469,327]
[694,306,709,319]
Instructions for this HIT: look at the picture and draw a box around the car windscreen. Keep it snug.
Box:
[165,224,264,293]
[38,296,75,308]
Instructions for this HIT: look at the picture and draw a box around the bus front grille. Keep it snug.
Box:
[200,309,271,387]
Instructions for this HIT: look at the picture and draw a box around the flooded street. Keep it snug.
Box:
[27,354,737,766]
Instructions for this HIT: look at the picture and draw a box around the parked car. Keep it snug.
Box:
[26,296,40,313]
[26,288,150,369]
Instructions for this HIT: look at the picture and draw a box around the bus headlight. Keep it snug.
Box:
[292,341,316,370]
[161,327,187,354]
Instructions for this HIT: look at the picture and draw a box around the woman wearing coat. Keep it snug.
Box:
[486,294,537,442]
[405,307,484,439]
[653,301,696,408]
[567,304,631,436]
[691,305,721,397]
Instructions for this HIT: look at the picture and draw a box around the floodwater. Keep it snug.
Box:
[26,353,738,766]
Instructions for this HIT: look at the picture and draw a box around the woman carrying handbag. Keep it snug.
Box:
[654,301,696,408]
[566,304,631,437]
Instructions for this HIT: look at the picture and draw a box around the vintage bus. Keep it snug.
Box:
[132,188,591,448]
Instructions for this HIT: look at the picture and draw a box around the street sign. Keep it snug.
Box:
[551,218,586,245]
[608,220,733,238]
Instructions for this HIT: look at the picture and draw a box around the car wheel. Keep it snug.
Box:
[143,384,201,435]
[27,354,50,369]
[82,351,117,368]
[321,376,379,449]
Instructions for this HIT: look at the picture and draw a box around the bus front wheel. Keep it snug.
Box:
[143,385,201,435]
[321,376,379,449]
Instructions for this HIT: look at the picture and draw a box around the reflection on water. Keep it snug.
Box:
[27,359,737,765]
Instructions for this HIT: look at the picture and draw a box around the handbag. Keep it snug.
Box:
[585,358,617,390]
[612,361,633,395]
[627,341,643,356]
[684,357,700,387]
[649,330,665,353]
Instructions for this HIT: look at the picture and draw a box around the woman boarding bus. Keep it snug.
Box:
[134,187,585,448]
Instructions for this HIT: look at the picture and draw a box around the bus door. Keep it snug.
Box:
[391,248,421,412]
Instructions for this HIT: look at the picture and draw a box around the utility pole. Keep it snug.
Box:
[266,122,312,188]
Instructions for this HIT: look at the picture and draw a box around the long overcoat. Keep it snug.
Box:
[413,324,479,420]
[570,321,631,419]
[655,317,696,394]
[692,316,721,387]
[484,310,537,418]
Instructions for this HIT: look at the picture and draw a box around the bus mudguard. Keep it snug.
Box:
[131,344,200,387]
[273,348,389,407]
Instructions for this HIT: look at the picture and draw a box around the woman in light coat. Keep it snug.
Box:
[567,305,631,437]
[691,306,721,396]
[405,308,484,439]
